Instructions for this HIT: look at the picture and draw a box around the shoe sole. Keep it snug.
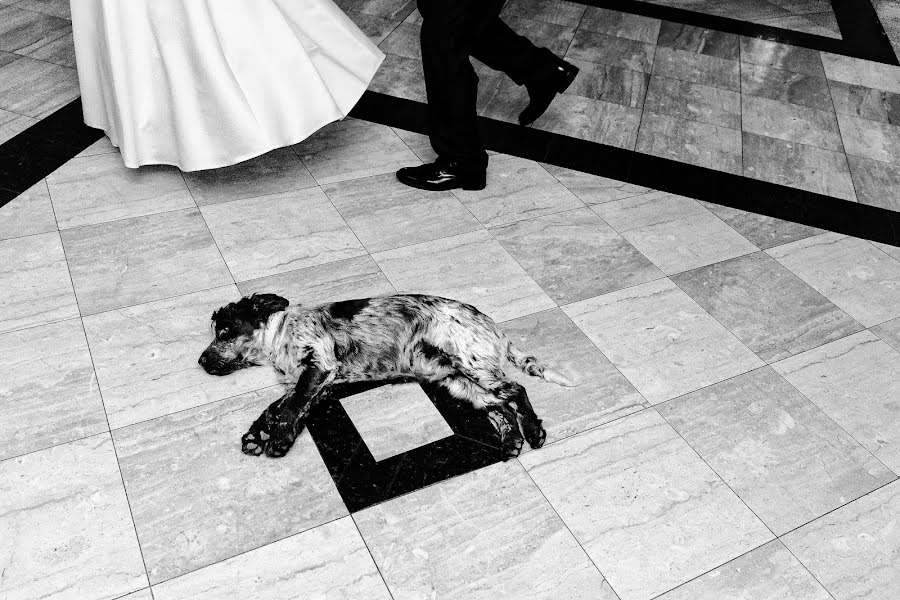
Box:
[518,64,580,126]
[396,173,486,191]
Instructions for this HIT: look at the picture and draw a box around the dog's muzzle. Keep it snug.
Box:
[198,347,238,376]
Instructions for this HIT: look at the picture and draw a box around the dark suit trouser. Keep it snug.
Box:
[417,0,560,168]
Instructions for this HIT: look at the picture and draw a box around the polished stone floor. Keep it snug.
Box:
[3,1,900,600]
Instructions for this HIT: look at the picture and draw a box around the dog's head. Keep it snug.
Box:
[198,293,290,375]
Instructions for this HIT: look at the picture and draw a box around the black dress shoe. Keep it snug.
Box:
[396,158,487,191]
[518,61,580,126]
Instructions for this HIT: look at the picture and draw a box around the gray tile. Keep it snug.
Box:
[541,163,651,205]
[0,180,56,240]
[500,0,587,27]
[656,540,831,600]
[0,55,78,118]
[324,172,481,252]
[637,111,743,175]
[742,95,843,151]
[83,286,279,430]
[652,46,740,91]
[0,434,148,600]
[378,21,419,59]
[152,517,392,600]
[505,16,577,58]
[75,135,118,158]
[114,389,347,584]
[23,29,74,66]
[372,229,555,323]
[347,10,399,46]
[591,189,708,231]
[531,92,644,150]
[782,481,900,600]
[200,187,366,282]
[768,233,900,327]
[333,0,415,21]
[453,155,584,227]
[741,37,825,76]
[564,278,764,404]
[492,207,662,303]
[0,231,78,334]
[579,7,662,43]
[355,460,616,600]
[872,314,900,352]
[520,410,772,600]
[0,319,106,461]
[673,252,863,362]
[829,80,900,125]
[743,132,856,201]
[566,58,649,108]
[499,308,648,446]
[566,29,656,73]
[700,201,825,250]
[775,331,900,474]
[644,75,741,128]
[368,53,427,102]
[741,62,833,111]
[0,5,69,53]
[182,147,316,207]
[848,154,900,211]
[47,152,195,229]
[237,255,395,305]
[0,106,36,144]
[821,51,900,94]
[61,209,232,315]
[837,111,900,165]
[658,22,740,59]
[659,367,892,534]
[12,0,70,19]
[340,382,453,461]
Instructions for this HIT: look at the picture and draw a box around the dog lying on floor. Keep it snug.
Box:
[199,293,576,459]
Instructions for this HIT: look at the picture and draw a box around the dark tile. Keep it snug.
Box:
[368,54,427,103]
[578,7,661,43]
[658,22,739,60]
[566,29,656,73]
[700,201,825,250]
[742,95,843,151]
[740,37,825,77]
[636,111,742,175]
[741,63,832,111]
[533,93,643,150]
[829,80,900,126]
[652,46,739,91]
[505,16,576,58]
[566,58,649,108]
[500,0,586,27]
[644,75,741,129]
[848,154,900,211]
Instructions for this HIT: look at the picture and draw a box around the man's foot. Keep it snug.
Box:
[396,158,487,191]
[518,60,580,126]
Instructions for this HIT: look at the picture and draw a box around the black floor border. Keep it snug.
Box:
[577,0,898,65]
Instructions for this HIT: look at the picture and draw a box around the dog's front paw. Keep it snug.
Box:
[523,419,546,449]
[241,428,268,456]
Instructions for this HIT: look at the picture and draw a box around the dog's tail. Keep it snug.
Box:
[504,338,579,387]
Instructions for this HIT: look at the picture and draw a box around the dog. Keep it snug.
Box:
[199,293,576,459]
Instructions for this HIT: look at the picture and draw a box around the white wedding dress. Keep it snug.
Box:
[71,0,385,171]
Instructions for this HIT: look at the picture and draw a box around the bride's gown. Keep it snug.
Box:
[71,0,385,171]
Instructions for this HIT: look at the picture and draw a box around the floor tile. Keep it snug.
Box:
[566,29,656,73]
[532,93,643,150]
[672,252,862,362]
[0,5,69,53]
[591,189,708,231]
[521,410,772,600]
[453,155,583,227]
[579,7,662,43]
[334,0,415,21]
[500,308,648,445]
[659,367,893,535]
[294,118,419,185]
[872,314,900,351]
[372,229,555,323]
[75,135,118,158]
[565,58,650,108]
[741,38,825,77]
[24,30,75,67]
[541,164,650,205]
[774,331,900,474]
[355,460,616,600]
[504,16,577,58]
[0,319,106,461]
[491,207,662,303]
[564,278,764,404]
[742,95,843,151]
[82,286,279,430]
[837,112,900,165]
[500,0,587,27]
[118,590,153,600]
[0,231,78,334]
[656,540,831,600]
[651,46,740,91]
[0,179,55,240]
[0,106,36,144]
[741,62,832,111]
[347,10,399,46]
[237,255,395,305]
[782,481,900,600]
[700,201,825,250]
[657,22,740,60]
[341,382,453,461]
[644,75,741,129]
[61,209,232,315]
[742,132,856,201]
[820,52,900,95]
[0,434,148,600]
[829,80,900,125]
[114,388,347,584]
[768,233,900,327]
[378,21,419,59]
[324,172,481,251]
[47,152,194,229]
[181,147,316,207]
[848,154,900,210]
[368,53,427,102]
[14,0,71,20]
[200,187,366,282]
[0,56,78,118]
[152,517,392,600]
[636,111,743,175]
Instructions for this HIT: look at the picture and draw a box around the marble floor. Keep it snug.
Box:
[3,1,900,600]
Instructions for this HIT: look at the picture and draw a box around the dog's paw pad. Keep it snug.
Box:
[241,431,265,456]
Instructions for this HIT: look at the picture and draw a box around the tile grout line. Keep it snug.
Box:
[820,52,863,203]
[348,517,397,600]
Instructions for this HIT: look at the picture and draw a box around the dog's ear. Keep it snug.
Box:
[249,293,289,322]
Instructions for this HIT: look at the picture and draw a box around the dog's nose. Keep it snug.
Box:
[198,353,208,367]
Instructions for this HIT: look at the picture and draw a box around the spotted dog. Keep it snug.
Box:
[199,293,576,459]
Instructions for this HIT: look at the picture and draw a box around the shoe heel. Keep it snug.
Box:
[556,64,579,93]
[462,177,487,191]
